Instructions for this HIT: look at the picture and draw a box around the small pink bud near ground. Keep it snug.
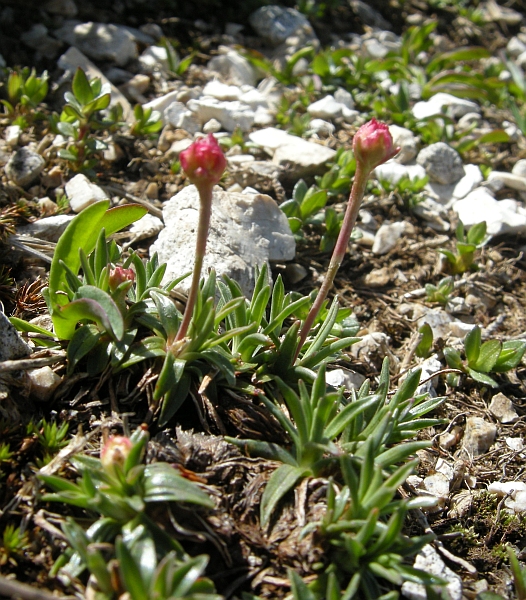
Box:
[294,119,399,361]
[179,133,227,188]
[352,118,399,173]
[100,435,132,475]
[108,266,135,292]
[174,134,227,343]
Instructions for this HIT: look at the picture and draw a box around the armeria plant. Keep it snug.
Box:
[40,426,217,598]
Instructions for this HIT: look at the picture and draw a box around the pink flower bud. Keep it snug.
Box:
[108,266,135,292]
[179,134,226,187]
[352,118,399,173]
[100,435,132,474]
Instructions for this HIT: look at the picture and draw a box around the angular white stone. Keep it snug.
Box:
[389,124,418,164]
[202,80,242,101]
[250,127,336,180]
[453,188,526,236]
[208,49,258,87]
[402,545,462,600]
[0,312,32,361]
[129,214,164,242]
[307,95,343,119]
[249,5,313,47]
[187,97,255,132]
[150,186,295,295]
[5,147,45,187]
[65,174,108,213]
[412,92,480,120]
[334,87,354,109]
[27,366,62,402]
[372,221,412,255]
[138,46,170,72]
[425,164,484,206]
[417,142,465,185]
[54,21,137,66]
[489,392,519,423]
[462,416,497,456]
[374,161,427,185]
[487,170,526,192]
[17,215,74,242]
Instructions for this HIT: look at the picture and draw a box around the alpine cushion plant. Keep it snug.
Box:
[295,119,399,360]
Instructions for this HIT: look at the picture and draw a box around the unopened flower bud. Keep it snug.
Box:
[108,266,135,292]
[353,118,399,173]
[100,435,132,475]
[179,134,226,187]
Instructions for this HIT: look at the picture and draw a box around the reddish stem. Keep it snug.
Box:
[174,183,214,342]
[294,162,369,362]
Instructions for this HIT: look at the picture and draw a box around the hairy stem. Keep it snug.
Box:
[174,183,213,342]
[294,163,369,362]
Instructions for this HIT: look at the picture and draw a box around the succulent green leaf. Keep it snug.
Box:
[493,340,526,372]
[71,67,94,105]
[466,367,498,387]
[464,325,481,366]
[474,339,502,373]
[143,463,214,507]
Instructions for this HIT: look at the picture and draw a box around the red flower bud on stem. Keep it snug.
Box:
[179,133,227,188]
[294,120,399,361]
[175,135,226,343]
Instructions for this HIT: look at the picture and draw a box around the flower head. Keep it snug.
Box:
[100,435,132,476]
[108,266,135,292]
[179,134,226,188]
[353,118,399,173]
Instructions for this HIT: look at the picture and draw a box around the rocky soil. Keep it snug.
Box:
[1,0,526,599]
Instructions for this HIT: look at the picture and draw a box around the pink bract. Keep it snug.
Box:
[353,118,399,172]
[179,133,227,187]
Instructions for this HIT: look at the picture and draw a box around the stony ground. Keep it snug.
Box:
[1,0,526,599]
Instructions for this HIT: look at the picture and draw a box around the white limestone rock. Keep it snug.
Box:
[374,161,427,185]
[203,80,242,101]
[138,46,170,72]
[129,214,164,242]
[150,185,295,296]
[462,416,497,456]
[417,142,465,185]
[249,5,314,47]
[412,92,480,120]
[425,164,484,206]
[27,366,62,402]
[452,188,526,236]
[65,174,108,213]
[402,545,462,600]
[17,215,74,242]
[307,95,345,119]
[4,125,21,147]
[207,48,258,88]
[249,127,336,182]
[487,170,526,192]
[164,102,201,133]
[389,124,418,164]
[54,21,138,66]
[372,221,413,255]
[187,97,255,132]
[0,311,31,361]
[489,392,519,424]
[5,147,45,187]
